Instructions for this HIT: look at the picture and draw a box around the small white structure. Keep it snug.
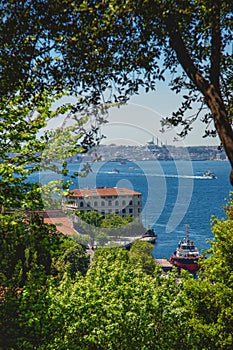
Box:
[62,187,142,219]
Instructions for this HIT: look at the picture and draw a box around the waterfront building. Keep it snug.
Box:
[62,187,142,219]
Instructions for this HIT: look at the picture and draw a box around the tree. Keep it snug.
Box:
[55,243,89,278]
[44,248,160,349]
[74,211,145,246]
[0,87,104,213]
[1,220,233,349]
[0,2,107,213]
[2,1,232,182]
[43,248,203,349]
[100,213,133,229]
[54,0,232,182]
[76,210,103,227]
[129,240,156,275]
[0,211,61,287]
[178,198,233,349]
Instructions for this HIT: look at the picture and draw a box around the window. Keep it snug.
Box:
[115,200,119,206]
[79,201,84,207]
[129,208,133,214]
[122,200,126,206]
[101,201,105,206]
[108,201,112,206]
[129,200,133,206]
[94,201,98,207]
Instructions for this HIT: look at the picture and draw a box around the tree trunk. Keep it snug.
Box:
[204,85,233,185]
[166,18,233,184]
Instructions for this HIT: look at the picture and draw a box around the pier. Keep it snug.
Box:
[155,258,173,273]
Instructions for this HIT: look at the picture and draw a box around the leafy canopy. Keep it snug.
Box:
[1,0,233,180]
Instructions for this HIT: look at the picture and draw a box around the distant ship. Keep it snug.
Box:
[124,228,157,250]
[109,158,128,164]
[139,228,157,244]
[110,168,120,174]
[169,225,202,272]
[203,170,217,179]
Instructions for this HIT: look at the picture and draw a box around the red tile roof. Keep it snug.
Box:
[43,216,78,235]
[29,210,79,235]
[67,187,141,197]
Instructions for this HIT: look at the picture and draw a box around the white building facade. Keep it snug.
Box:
[62,187,142,219]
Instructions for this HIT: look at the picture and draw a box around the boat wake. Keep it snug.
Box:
[98,171,215,179]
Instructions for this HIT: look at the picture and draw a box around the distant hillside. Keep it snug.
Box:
[67,144,226,163]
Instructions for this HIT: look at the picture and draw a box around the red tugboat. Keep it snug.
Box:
[169,225,202,272]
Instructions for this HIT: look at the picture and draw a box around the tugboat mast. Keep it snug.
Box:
[185,224,189,241]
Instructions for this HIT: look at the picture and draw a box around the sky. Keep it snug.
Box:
[50,76,220,148]
[101,79,220,147]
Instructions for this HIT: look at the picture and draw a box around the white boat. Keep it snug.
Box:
[203,170,217,179]
[110,168,120,174]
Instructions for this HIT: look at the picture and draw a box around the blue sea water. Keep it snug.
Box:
[35,159,232,259]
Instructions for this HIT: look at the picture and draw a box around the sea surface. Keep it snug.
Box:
[36,159,232,259]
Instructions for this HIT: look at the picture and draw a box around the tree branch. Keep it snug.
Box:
[210,0,221,93]
[165,15,233,184]
[166,15,210,94]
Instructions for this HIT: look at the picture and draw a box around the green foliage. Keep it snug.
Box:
[101,215,145,238]
[0,212,57,287]
[181,277,233,349]
[0,91,52,211]
[74,211,146,248]
[129,240,156,275]
[69,232,91,247]
[0,211,89,287]
[200,195,233,286]
[0,216,90,349]
[45,248,160,349]
[0,88,99,212]
[95,232,109,246]
[100,213,134,228]
[44,248,203,349]
[1,209,233,349]
[75,210,145,237]
[76,210,103,227]
[1,1,232,142]
[1,0,233,179]
[0,2,233,348]
[55,243,89,279]
[178,196,233,349]
[75,211,135,228]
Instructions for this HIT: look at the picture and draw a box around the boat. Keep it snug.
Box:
[139,228,157,244]
[109,157,128,164]
[169,225,202,272]
[203,170,217,179]
[109,168,120,174]
[124,228,157,250]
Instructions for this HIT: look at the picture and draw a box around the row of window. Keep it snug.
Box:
[78,200,141,207]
